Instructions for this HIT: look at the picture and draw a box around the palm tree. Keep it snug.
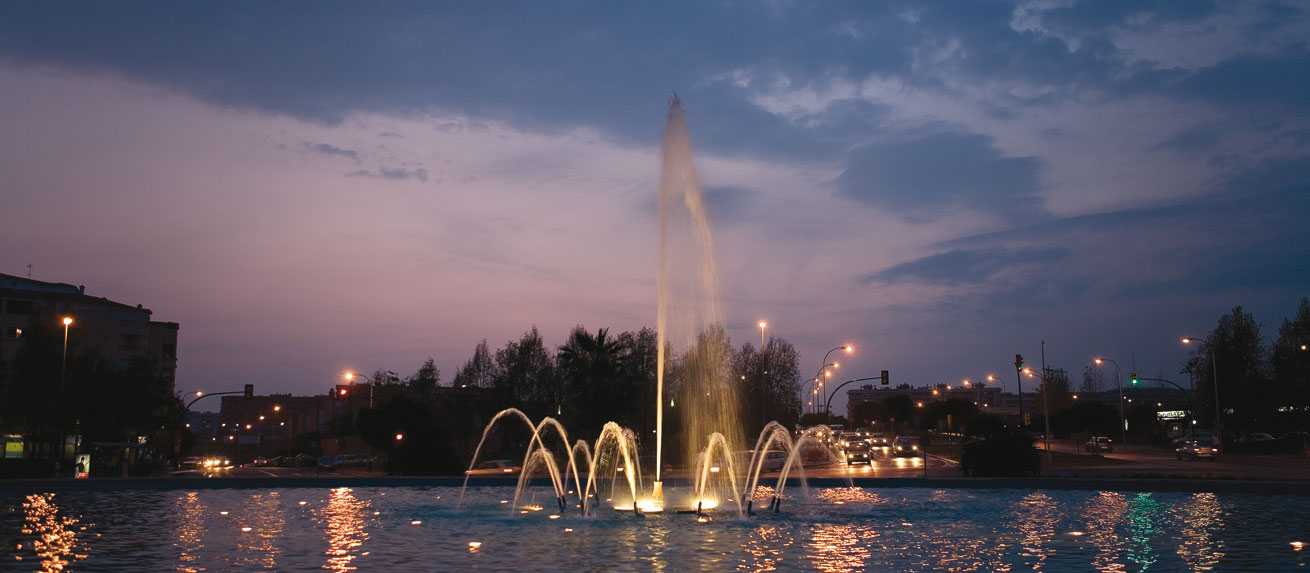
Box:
[557,326,631,434]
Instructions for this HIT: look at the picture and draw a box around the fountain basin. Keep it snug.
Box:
[4,479,1307,570]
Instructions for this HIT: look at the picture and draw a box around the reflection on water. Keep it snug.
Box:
[1174,492,1226,571]
[174,491,205,572]
[1126,493,1159,570]
[2,486,1306,570]
[322,487,370,572]
[1014,492,1062,570]
[19,493,89,572]
[810,523,875,572]
[1083,491,1128,571]
[237,492,285,569]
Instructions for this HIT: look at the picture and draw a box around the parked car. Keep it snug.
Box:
[1085,436,1114,453]
[180,456,201,469]
[317,455,341,470]
[1176,440,1218,461]
[465,459,522,476]
[892,436,921,457]
[845,441,872,465]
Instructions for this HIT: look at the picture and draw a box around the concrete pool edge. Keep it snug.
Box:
[2,475,1306,496]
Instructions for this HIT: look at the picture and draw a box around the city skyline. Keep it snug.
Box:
[2,2,1307,414]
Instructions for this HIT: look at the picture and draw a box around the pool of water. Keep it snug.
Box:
[3,484,1307,571]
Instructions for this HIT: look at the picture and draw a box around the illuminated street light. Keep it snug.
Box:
[58,316,73,472]
[1093,357,1128,449]
[1182,337,1223,453]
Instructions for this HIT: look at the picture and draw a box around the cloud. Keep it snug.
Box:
[303,141,360,161]
[835,130,1046,222]
[345,167,429,182]
[863,247,1067,287]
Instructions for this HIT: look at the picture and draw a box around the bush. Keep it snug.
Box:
[959,429,1041,477]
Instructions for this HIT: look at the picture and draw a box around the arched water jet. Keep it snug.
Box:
[582,422,641,515]
[692,432,743,517]
[458,408,535,508]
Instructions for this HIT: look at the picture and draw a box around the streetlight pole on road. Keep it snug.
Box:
[1093,357,1127,451]
[1182,337,1222,453]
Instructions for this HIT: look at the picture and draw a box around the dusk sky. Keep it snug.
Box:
[3,2,1308,414]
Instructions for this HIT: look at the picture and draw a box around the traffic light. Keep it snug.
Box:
[1024,412,1032,425]
[880,370,890,385]
[244,384,253,400]
[1015,354,1024,370]
[1130,371,1139,385]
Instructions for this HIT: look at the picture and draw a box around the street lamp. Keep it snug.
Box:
[1182,337,1222,453]
[1022,368,1053,462]
[274,405,292,462]
[758,321,767,350]
[1093,357,1128,450]
[59,316,73,471]
[817,345,853,419]
[805,362,839,415]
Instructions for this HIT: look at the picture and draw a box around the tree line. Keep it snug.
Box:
[353,323,804,474]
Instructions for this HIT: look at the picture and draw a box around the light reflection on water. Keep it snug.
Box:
[1173,492,1225,571]
[322,487,370,572]
[3,485,1307,571]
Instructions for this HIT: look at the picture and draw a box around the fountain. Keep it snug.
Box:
[459,93,819,517]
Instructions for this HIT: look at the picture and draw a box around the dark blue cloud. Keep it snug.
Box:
[863,247,1067,287]
[304,142,360,161]
[836,131,1046,221]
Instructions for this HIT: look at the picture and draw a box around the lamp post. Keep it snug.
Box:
[274,405,292,462]
[804,362,838,416]
[1182,337,1222,453]
[817,345,853,420]
[1022,368,1053,462]
[344,371,378,470]
[758,321,767,424]
[1093,358,1127,450]
[58,316,73,471]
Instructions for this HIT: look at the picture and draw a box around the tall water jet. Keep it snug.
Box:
[655,93,744,496]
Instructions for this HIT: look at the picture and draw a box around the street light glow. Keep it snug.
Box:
[62,316,73,326]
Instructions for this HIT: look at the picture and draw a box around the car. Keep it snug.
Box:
[892,436,921,457]
[854,428,871,438]
[180,456,201,469]
[465,459,523,476]
[1085,436,1114,453]
[1176,440,1218,461]
[317,455,341,470]
[202,457,231,469]
[251,457,270,467]
[870,433,890,447]
[845,441,872,465]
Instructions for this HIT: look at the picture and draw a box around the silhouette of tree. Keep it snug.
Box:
[1184,306,1271,435]
[557,326,630,436]
[1273,299,1310,428]
[451,339,494,388]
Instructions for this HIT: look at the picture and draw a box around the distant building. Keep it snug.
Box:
[0,272,179,391]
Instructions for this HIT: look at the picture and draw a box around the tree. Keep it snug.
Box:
[1184,306,1272,435]
[408,357,441,400]
[451,339,494,388]
[1272,298,1310,433]
[493,326,559,408]
[732,336,802,436]
[1080,365,1103,394]
[1035,367,1074,414]
[616,327,659,441]
[557,326,630,436]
